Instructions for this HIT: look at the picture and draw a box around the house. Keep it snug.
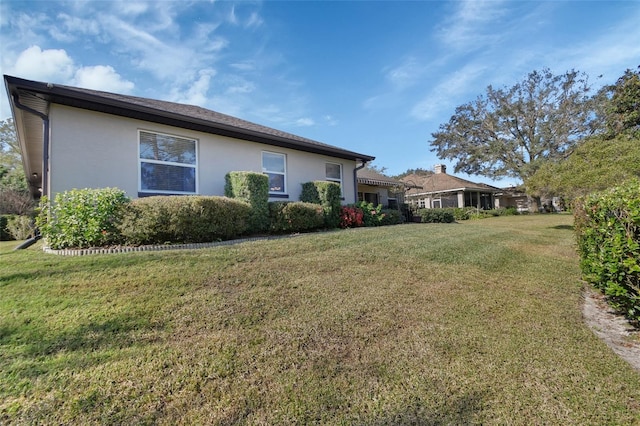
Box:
[356,168,405,209]
[4,75,375,204]
[402,164,500,210]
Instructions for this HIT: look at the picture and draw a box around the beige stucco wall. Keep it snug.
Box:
[48,105,358,203]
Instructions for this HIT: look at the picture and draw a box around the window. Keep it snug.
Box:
[325,162,343,193]
[139,130,197,194]
[262,151,286,194]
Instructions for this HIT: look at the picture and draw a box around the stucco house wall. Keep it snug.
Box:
[49,105,357,202]
[6,75,372,205]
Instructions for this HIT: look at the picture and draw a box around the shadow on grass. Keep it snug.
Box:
[2,311,166,381]
[550,224,574,231]
[373,391,486,425]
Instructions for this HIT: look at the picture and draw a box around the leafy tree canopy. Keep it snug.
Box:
[0,118,21,171]
[429,68,600,185]
[602,66,640,138]
[393,167,434,179]
[527,133,640,199]
[528,67,640,199]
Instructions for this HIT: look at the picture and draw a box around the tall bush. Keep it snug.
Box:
[574,179,640,322]
[300,181,341,228]
[36,188,130,249]
[225,171,269,233]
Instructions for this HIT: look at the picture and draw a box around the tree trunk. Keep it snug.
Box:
[527,195,541,213]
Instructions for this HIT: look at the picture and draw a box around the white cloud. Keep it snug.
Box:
[169,69,216,107]
[436,0,508,51]
[411,63,487,121]
[385,57,423,90]
[10,45,75,82]
[324,115,338,126]
[295,117,315,126]
[73,65,134,93]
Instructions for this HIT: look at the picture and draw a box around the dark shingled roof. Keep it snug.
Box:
[401,172,500,195]
[4,74,375,162]
[356,168,404,187]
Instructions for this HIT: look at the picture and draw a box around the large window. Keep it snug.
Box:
[139,130,197,194]
[325,162,343,194]
[262,151,286,194]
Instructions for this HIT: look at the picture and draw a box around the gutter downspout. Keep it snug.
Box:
[12,93,50,198]
[354,160,368,203]
[11,93,49,250]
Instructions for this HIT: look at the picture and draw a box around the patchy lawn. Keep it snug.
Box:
[1,214,638,424]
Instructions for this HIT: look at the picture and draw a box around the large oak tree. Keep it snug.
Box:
[429,69,601,190]
[528,67,640,199]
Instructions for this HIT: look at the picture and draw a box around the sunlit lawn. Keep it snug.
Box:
[1,214,638,424]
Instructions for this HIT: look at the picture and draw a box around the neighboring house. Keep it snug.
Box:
[356,168,405,209]
[402,164,500,210]
[493,186,530,212]
[5,75,375,203]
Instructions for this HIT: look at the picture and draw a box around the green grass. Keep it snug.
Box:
[1,214,639,424]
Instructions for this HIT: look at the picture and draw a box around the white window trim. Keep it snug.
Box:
[325,162,343,195]
[138,129,198,195]
[262,151,287,194]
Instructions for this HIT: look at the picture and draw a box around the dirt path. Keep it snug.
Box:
[583,288,640,372]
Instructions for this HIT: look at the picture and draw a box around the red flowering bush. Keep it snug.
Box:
[339,205,364,228]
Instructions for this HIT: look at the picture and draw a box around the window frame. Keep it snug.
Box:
[325,162,343,195]
[138,129,198,195]
[262,151,287,195]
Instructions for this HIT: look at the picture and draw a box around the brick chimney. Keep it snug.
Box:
[434,164,446,174]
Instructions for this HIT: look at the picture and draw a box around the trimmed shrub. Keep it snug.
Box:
[300,181,341,228]
[36,188,130,249]
[415,208,455,223]
[573,179,640,322]
[356,201,385,227]
[6,215,35,240]
[379,208,404,226]
[225,171,269,233]
[118,195,251,245]
[339,205,364,228]
[269,201,325,233]
[0,215,13,241]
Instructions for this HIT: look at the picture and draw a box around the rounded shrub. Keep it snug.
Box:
[269,201,325,233]
[36,188,130,249]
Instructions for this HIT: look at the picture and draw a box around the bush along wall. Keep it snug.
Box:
[300,181,341,228]
[573,179,640,322]
[36,188,130,249]
[268,201,325,233]
[225,171,269,233]
[415,208,455,223]
[118,195,251,246]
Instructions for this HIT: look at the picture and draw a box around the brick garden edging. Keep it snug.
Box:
[43,234,301,256]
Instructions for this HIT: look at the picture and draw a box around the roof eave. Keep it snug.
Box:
[4,75,376,163]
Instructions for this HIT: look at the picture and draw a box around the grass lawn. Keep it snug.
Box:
[1,214,639,424]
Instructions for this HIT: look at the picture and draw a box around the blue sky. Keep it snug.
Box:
[1,1,639,186]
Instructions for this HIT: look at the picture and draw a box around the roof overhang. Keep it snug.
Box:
[4,75,375,190]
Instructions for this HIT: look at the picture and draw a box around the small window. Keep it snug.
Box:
[139,130,197,194]
[325,162,343,193]
[262,151,286,194]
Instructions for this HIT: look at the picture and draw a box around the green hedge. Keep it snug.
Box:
[300,181,341,228]
[36,188,130,249]
[574,179,640,322]
[225,171,269,233]
[268,201,325,233]
[0,215,14,241]
[415,208,455,223]
[118,195,251,246]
